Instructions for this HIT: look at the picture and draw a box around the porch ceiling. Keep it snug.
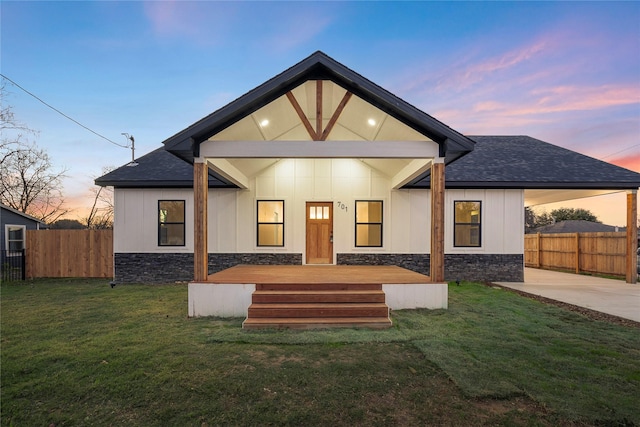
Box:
[524,189,625,206]
[205,156,433,190]
[201,80,438,189]
[207,81,435,143]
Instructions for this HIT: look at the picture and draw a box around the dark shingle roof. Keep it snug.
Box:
[528,220,625,234]
[97,136,640,190]
[95,147,234,188]
[0,203,47,225]
[409,136,640,189]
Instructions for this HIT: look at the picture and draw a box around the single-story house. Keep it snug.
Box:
[1,203,46,280]
[97,52,640,322]
[0,203,46,254]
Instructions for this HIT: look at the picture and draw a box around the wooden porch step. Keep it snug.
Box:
[248,303,389,318]
[244,281,391,330]
[256,283,382,291]
[242,316,392,330]
[252,290,386,304]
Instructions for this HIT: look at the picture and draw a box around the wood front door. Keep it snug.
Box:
[306,202,333,264]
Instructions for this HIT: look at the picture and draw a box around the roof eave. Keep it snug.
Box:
[96,180,238,189]
[405,181,640,190]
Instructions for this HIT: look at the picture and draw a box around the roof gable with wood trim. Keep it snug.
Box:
[162,51,475,164]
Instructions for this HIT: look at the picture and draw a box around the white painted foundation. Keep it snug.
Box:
[383,283,448,310]
[188,283,255,317]
[188,282,447,318]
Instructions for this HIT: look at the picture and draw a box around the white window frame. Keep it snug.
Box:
[5,224,26,255]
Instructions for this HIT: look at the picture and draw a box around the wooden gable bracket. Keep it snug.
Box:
[286,80,353,142]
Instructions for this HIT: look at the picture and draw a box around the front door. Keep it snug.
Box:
[306,202,333,264]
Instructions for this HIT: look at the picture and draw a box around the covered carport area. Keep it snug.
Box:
[525,188,637,284]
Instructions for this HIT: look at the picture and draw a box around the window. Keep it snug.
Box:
[5,225,26,254]
[355,200,383,247]
[454,201,481,247]
[158,200,185,246]
[257,200,284,247]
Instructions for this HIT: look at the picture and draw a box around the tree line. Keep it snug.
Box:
[525,207,600,233]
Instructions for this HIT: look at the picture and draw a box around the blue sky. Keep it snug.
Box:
[1,1,639,225]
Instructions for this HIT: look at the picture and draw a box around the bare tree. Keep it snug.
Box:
[1,82,35,168]
[0,141,69,223]
[84,185,114,229]
[84,166,114,229]
[1,84,68,223]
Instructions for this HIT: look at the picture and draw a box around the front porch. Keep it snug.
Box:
[188,265,447,329]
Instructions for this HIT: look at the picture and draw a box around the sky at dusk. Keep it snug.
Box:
[1,1,639,226]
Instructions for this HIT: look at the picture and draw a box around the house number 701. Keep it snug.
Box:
[336,202,348,212]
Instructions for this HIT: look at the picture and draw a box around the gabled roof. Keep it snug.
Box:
[94,147,234,188]
[410,136,640,190]
[528,220,625,234]
[162,51,475,164]
[0,203,47,225]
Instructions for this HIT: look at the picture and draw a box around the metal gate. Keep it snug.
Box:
[1,249,25,282]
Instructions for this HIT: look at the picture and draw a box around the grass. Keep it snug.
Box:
[1,279,639,426]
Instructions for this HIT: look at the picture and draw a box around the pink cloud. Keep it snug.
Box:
[142,2,334,52]
[527,85,640,113]
[441,40,550,92]
[142,1,236,43]
[264,13,333,53]
[144,1,196,37]
[460,83,640,124]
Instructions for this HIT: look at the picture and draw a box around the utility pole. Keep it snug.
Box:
[121,133,136,165]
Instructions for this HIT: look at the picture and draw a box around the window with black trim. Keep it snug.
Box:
[355,200,383,247]
[454,201,481,247]
[257,200,284,247]
[158,200,185,246]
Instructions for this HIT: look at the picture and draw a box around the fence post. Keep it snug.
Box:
[20,248,25,280]
[574,233,580,274]
[536,233,541,268]
[626,190,638,284]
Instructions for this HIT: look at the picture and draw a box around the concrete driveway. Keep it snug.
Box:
[497,268,640,322]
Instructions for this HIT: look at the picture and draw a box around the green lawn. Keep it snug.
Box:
[1,278,638,426]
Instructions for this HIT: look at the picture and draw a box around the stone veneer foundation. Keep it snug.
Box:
[337,253,523,282]
[114,253,302,283]
[115,252,522,283]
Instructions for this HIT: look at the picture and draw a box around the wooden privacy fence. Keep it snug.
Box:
[524,232,627,277]
[26,230,113,278]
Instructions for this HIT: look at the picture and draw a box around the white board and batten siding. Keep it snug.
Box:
[114,188,195,253]
[445,189,524,254]
[113,160,524,256]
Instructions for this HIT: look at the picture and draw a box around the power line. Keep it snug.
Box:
[600,143,640,160]
[0,73,129,149]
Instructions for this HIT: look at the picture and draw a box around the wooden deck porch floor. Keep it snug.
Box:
[206,265,431,284]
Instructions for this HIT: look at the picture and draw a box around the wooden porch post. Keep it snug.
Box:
[430,160,445,282]
[626,190,637,284]
[194,160,208,282]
